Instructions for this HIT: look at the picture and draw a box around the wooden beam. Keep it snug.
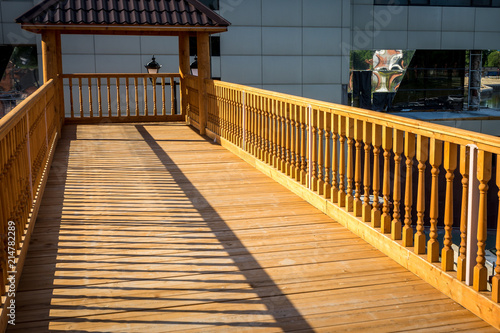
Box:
[179,33,190,118]
[197,32,210,135]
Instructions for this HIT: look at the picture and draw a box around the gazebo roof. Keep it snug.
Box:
[16,0,230,35]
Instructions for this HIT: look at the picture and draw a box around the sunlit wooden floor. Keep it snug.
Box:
[8,123,496,332]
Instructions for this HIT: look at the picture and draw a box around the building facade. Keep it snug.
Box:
[1,0,500,107]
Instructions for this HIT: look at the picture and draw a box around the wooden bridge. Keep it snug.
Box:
[4,122,497,332]
[1,71,500,331]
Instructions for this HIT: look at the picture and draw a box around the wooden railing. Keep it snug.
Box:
[188,78,500,327]
[0,79,60,324]
[61,73,184,123]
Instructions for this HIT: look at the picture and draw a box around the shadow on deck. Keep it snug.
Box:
[8,123,495,332]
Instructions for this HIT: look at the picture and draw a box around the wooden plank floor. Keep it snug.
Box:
[8,123,496,332]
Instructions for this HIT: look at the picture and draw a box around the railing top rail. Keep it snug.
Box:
[61,73,181,79]
[208,79,500,153]
[0,79,55,142]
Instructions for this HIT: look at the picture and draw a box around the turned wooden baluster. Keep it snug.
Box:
[337,115,346,207]
[272,101,279,168]
[312,108,319,192]
[78,77,83,117]
[346,118,355,212]
[116,78,121,117]
[134,77,139,116]
[88,78,93,117]
[258,97,264,159]
[442,142,457,271]
[106,77,112,117]
[353,120,363,217]
[324,112,331,199]
[264,98,271,164]
[285,104,292,176]
[391,129,404,240]
[414,135,429,254]
[152,77,157,116]
[317,110,325,195]
[493,154,500,302]
[362,121,372,222]
[97,78,103,118]
[300,107,307,185]
[69,78,74,118]
[473,150,491,292]
[428,138,443,263]
[161,77,166,115]
[381,126,393,234]
[403,132,415,247]
[330,114,338,203]
[457,145,469,281]
[280,102,286,172]
[143,77,148,116]
[371,124,382,227]
[125,77,130,117]
[290,105,298,180]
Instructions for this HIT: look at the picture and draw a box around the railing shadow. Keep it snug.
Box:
[133,124,314,331]
[8,123,314,331]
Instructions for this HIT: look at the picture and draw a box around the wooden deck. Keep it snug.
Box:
[8,123,496,332]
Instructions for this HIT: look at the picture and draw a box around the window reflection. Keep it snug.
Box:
[0,45,39,118]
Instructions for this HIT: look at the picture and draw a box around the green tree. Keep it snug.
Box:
[486,51,500,68]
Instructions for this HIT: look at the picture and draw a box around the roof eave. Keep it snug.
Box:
[20,23,228,35]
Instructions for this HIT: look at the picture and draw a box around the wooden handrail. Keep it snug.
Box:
[190,77,500,327]
[0,79,60,328]
[203,79,500,154]
[61,73,184,123]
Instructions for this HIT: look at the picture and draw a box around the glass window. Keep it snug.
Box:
[0,45,39,118]
[189,36,221,57]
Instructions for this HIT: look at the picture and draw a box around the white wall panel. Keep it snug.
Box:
[140,36,179,55]
[220,27,261,55]
[221,55,262,85]
[219,0,261,26]
[303,84,341,103]
[408,31,441,49]
[62,35,95,54]
[408,6,442,31]
[302,0,342,27]
[95,35,141,54]
[303,28,342,56]
[442,7,475,32]
[303,56,341,84]
[373,31,408,50]
[262,0,301,27]
[95,55,142,73]
[262,27,301,55]
[263,56,302,84]
[441,31,474,49]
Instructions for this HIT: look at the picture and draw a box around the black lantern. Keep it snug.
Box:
[145,55,162,74]
[190,56,198,76]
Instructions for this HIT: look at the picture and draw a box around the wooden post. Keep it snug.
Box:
[457,145,470,281]
[41,30,63,122]
[179,33,190,118]
[442,142,457,271]
[493,154,500,302]
[197,32,210,135]
[473,150,491,292]
[428,138,443,263]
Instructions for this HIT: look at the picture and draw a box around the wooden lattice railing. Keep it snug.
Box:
[0,79,60,320]
[61,73,184,123]
[186,78,500,328]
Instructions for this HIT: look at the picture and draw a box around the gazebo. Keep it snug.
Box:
[15,0,230,134]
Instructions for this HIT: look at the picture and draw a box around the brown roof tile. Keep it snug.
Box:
[16,0,230,27]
